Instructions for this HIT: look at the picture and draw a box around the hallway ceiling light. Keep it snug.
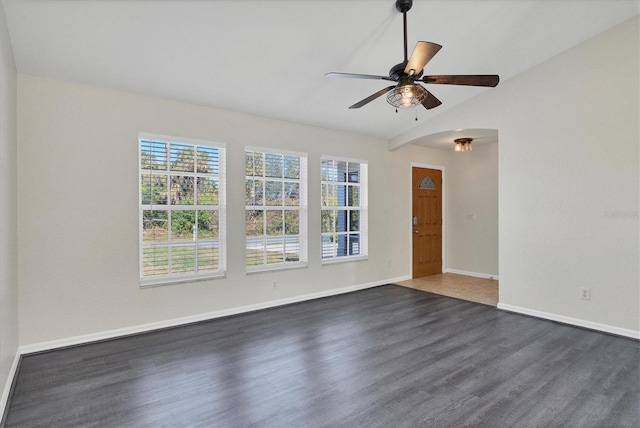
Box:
[454,138,473,152]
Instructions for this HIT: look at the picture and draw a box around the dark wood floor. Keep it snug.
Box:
[4,285,639,427]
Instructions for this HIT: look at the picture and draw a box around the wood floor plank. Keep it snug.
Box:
[5,285,639,427]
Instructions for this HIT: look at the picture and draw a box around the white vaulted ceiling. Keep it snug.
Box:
[2,0,638,140]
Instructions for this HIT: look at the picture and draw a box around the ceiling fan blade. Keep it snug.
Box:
[349,86,396,109]
[404,41,442,76]
[422,75,500,87]
[421,88,442,110]
[326,72,394,81]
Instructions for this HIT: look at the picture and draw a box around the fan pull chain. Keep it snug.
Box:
[415,109,418,121]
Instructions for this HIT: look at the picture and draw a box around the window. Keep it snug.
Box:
[321,157,368,261]
[419,176,436,189]
[245,148,307,272]
[139,134,225,286]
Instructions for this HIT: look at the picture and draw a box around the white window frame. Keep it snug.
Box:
[245,146,308,273]
[321,156,368,264]
[139,133,226,287]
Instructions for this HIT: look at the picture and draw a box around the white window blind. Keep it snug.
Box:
[321,157,368,262]
[139,134,226,286]
[245,147,308,272]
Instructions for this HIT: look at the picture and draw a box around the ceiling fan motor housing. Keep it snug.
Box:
[389,62,422,81]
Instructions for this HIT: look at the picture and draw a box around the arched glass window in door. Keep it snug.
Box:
[419,176,436,189]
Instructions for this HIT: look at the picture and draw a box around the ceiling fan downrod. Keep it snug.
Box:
[396,0,413,62]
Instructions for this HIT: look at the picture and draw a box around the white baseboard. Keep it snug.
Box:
[1,350,21,422]
[20,276,411,355]
[444,268,499,281]
[497,303,640,340]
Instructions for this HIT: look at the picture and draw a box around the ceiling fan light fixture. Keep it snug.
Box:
[387,83,426,108]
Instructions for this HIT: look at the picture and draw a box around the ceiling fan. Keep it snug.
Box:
[326,0,499,110]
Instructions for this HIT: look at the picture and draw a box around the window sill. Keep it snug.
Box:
[246,262,308,275]
[321,255,368,266]
[140,271,226,288]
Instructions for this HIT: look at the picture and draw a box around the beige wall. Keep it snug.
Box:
[0,0,18,411]
[445,142,499,277]
[393,17,639,334]
[16,74,453,346]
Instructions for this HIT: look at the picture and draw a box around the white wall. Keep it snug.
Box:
[445,142,499,277]
[16,74,452,346]
[0,0,18,414]
[393,16,640,334]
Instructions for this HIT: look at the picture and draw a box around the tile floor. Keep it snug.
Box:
[395,273,499,306]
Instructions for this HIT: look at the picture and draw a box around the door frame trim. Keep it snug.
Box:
[410,163,446,278]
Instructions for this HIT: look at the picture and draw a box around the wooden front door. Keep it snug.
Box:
[412,167,442,278]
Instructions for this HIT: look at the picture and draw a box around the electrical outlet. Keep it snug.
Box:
[580,287,591,300]
[272,281,277,290]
